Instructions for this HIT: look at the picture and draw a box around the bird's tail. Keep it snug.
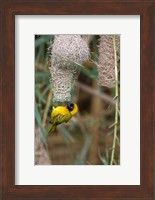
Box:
[48,125,57,134]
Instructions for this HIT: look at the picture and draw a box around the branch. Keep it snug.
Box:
[75,82,115,105]
[110,35,119,165]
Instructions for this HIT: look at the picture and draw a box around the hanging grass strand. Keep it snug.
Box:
[42,85,53,127]
[110,35,119,165]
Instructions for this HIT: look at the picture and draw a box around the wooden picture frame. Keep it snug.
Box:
[0,1,155,199]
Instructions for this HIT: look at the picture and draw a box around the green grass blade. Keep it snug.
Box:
[35,103,47,146]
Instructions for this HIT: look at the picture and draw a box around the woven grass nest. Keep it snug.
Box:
[49,35,90,102]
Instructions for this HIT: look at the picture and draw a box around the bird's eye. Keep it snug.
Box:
[67,103,74,111]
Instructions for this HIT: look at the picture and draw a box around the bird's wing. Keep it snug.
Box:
[51,113,72,125]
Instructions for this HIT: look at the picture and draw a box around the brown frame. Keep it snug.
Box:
[0,0,155,199]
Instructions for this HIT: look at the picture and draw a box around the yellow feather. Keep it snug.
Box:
[49,103,78,134]
[51,106,70,118]
[70,103,78,116]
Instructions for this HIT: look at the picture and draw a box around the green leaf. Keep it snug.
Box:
[42,84,51,96]
[35,35,52,48]
[35,85,46,104]
[35,102,47,146]
[80,66,98,80]
[35,71,49,84]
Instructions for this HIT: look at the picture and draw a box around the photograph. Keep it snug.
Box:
[35,34,120,165]
[1,1,155,198]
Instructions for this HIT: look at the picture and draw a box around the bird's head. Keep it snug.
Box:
[67,103,78,116]
[67,103,74,111]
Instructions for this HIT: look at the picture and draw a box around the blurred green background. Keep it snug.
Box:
[35,35,120,165]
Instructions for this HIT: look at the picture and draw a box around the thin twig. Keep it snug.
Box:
[42,85,53,127]
[76,82,115,105]
[110,35,119,165]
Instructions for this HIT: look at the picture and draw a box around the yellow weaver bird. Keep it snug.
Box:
[48,103,78,134]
